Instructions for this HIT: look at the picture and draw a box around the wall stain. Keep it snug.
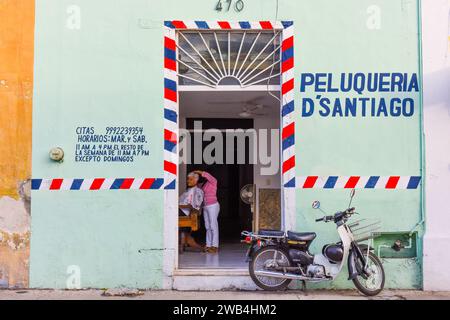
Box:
[0,0,35,288]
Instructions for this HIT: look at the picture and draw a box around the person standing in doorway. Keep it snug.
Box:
[194,170,220,254]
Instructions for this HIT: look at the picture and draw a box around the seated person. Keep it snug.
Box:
[179,172,204,251]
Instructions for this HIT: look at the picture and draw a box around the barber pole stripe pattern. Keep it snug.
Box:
[295,176,422,189]
[163,20,288,30]
[280,21,295,188]
[163,25,178,190]
[31,178,166,191]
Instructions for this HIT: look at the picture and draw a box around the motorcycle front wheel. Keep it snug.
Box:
[352,251,385,296]
[249,246,293,291]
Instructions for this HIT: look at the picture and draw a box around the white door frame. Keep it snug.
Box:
[162,20,295,274]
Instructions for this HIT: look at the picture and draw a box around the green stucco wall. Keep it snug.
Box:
[30,0,422,289]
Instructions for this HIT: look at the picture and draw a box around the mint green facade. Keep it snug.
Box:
[30,0,423,289]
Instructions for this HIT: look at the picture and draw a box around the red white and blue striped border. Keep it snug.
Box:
[295,176,421,189]
[281,23,295,188]
[163,25,178,190]
[31,178,168,191]
[30,176,421,190]
[164,20,293,30]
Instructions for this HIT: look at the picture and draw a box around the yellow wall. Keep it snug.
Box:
[0,0,34,288]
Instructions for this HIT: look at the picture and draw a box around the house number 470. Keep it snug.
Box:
[216,0,244,12]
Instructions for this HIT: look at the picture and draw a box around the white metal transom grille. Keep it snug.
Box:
[177,31,282,89]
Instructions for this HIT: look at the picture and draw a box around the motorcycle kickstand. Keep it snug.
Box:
[301,280,307,295]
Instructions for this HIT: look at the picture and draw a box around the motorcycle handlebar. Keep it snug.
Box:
[315,215,334,222]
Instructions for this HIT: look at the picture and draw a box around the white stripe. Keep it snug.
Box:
[164,69,177,82]
[207,21,220,29]
[60,179,74,190]
[80,179,94,190]
[40,179,52,190]
[396,176,410,189]
[282,25,294,38]
[375,176,389,189]
[295,176,307,188]
[355,176,370,189]
[184,21,198,29]
[131,178,145,190]
[333,176,349,189]
[102,178,115,190]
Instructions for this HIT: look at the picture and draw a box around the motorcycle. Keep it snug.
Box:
[241,189,385,296]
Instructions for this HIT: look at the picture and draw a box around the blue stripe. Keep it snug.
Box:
[164,108,177,123]
[31,179,42,190]
[110,179,124,190]
[284,177,296,188]
[164,140,177,152]
[239,21,251,29]
[407,176,421,189]
[164,48,176,61]
[164,78,177,91]
[281,21,293,28]
[164,179,176,190]
[282,47,294,62]
[151,178,164,189]
[365,176,380,189]
[282,101,294,117]
[195,21,209,29]
[164,21,175,29]
[282,135,295,150]
[70,179,83,190]
[324,176,338,189]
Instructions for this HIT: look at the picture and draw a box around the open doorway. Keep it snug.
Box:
[178,91,281,269]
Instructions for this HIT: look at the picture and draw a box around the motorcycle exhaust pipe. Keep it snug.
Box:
[253,270,310,280]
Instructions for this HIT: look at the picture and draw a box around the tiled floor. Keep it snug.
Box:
[178,242,248,269]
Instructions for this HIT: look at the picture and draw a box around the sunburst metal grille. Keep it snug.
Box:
[177,31,282,88]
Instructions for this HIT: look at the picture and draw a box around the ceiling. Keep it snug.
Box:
[179,91,280,119]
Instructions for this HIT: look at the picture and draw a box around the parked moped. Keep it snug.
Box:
[241,189,385,296]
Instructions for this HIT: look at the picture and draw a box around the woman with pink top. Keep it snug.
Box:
[194,170,220,253]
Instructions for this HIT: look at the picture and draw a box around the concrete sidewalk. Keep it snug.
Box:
[1,289,450,300]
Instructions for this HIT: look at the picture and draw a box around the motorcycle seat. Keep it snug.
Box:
[287,231,317,241]
[258,229,285,237]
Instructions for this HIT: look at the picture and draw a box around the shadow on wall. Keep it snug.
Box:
[423,67,450,114]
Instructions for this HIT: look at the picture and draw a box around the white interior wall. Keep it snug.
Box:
[422,0,450,291]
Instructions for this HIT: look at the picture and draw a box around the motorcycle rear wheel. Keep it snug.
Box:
[352,251,385,296]
[249,246,293,291]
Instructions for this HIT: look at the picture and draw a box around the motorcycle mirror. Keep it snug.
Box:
[312,201,321,209]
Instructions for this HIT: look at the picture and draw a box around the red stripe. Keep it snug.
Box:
[164,88,177,102]
[282,57,294,73]
[171,20,187,29]
[120,178,135,190]
[259,21,273,29]
[164,161,177,175]
[282,78,294,95]
[218,21,231,29]
[282,36,294,51]
[140,178,155,190]
[164,36,176,51]
[282,123,295,140]
[164,129,177,143]
[50,179,63,190]
[282,156,295,174]
[385,176,400,189]
[303,176,318,189]
[90,178,105,190]
[164,58,176,71]
[344,176,360,189]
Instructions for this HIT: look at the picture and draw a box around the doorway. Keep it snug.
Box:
[178,91,281,269]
